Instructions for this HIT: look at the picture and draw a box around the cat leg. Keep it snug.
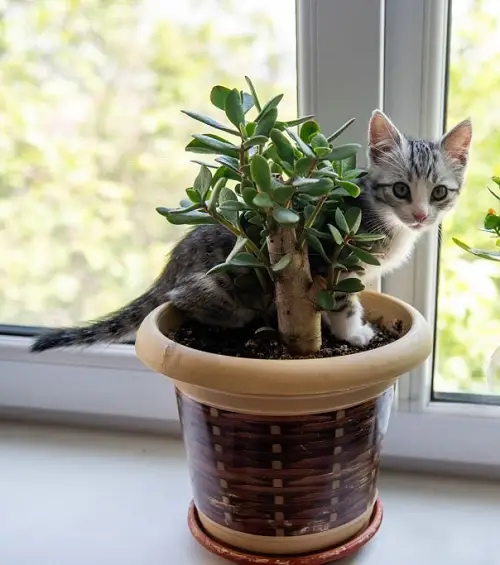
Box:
[167,273,258,328]
[322,293,375,347]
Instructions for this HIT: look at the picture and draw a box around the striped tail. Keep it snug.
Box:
[31,286,164,353]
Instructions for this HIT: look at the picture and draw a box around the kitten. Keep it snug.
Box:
[31,110,471,352]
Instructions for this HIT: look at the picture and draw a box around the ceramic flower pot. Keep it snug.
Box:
[135,291,431,564]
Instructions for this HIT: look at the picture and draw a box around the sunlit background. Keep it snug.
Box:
[435,0,500,395]
[0,0,498,396]
[0,0,296,326]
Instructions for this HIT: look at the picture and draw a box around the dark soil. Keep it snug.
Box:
[168,318,403,360]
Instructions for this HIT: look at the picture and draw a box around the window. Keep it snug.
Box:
[2,0,499,471]
[434,0,500,401]
[0,0,297,331]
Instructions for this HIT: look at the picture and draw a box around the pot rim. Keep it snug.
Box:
[135,290,432,396]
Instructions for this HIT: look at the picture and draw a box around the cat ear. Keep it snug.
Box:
[440,118,472,166]
[368,109,403,164]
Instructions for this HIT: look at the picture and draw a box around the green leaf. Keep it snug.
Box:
[219,200,247,212]
[179,199,200,210]
[250,154,272,193]
[208,177,227,213]
[337,179,361,197]
[300,120,320,143]
[328,143,362,162]
[310,169,339,180]
[273,184,296,205]
[327,224,344,245]
[307,233,331,264]
[353,233,386,242]
[492,176,500,187]
[241,91,254,114]
[335,208,350,233]
[295,156,316,174]
[306,227,330,240]
[484,214,500,230]
[347,244,381,265]
[342,154,357,172]
[186,187,202,203]
[343,168,366,181]
[253,192,273,208]
[316,290,336,311]
[225,88,245,128]
[247,213,264,226]
[296,177,333,197]
[193,165,213,198]
[243,135,269,149]
[214,155,240,174]
[345,207,362,233]
[245,122,256,137]
[188,134,239,157]
[255,107,278,137]
[453,237,500,262]
[227,236,249,262]
[335,278,365,293]
[210,85,231,110]
[286,128,315,158]
[270,162,283,175]
[327,118,356,142]
[313,146,332,158]
[273,205,300,225]
[311,133,329,149]
[271,253,293,273]
[242,187,258,207]
[245,76,262,112]
[156,208,217,226]
[181,110,239,136]
[255,93,284,122]
[280,115,315,127]
[230,252,266,268]
[190,160,218,169]
[270,129,295,165]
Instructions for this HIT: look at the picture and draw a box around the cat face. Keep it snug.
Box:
[365,110,472,232]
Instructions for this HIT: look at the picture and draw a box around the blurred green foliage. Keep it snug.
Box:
[436,0,500,394]
[0,0,296,327]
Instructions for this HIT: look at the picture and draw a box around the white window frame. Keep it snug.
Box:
[1,0,499,470]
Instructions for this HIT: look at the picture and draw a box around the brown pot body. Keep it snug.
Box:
[135,291,432,555]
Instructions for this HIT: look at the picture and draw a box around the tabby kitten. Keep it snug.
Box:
[31,110,471,352]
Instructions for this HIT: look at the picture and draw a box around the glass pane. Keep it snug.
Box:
[435,0,500,396]
[0,0,297,328]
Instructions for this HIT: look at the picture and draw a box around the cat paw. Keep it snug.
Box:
[344,323,375,348]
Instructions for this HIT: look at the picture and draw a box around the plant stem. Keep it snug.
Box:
[327,243,344,289]
[267,226,322,355]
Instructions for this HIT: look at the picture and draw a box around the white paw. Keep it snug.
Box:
[344,323,375,347]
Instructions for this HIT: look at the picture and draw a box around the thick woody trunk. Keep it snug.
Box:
[267,226,322,355]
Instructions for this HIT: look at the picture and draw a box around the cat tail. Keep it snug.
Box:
[31,284,166,353]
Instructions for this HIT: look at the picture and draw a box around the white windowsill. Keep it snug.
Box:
[2,423,499,565]
[2,334,500,474]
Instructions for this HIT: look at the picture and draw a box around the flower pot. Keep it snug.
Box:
[135,291,431,563]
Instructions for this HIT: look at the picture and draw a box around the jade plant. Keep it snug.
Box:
[453,176,500,262]
[157,77,383,355]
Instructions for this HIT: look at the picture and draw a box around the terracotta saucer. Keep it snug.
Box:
[187,497,383,565]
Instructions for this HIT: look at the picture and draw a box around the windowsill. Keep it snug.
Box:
[2,423,500,565]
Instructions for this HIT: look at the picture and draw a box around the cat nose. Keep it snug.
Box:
[412,210,428,223]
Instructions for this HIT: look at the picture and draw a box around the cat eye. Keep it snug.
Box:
[431,185,448,201]
[392,182,411,199]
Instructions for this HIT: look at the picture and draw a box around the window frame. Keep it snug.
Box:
[2,0,500,471]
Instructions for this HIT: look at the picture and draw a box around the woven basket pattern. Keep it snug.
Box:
[177,387,393,537]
